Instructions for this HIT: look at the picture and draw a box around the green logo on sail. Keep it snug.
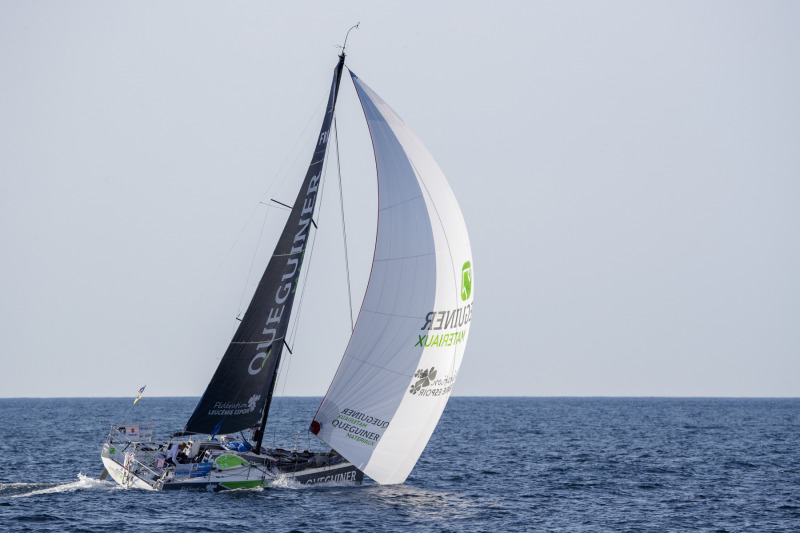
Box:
[461,261,472,301]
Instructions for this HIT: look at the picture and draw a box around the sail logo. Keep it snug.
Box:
[409,367,437,394]
[208,395,261,416]
[409,366,457,397]
[415,330,467,349]
[305,469,358,484]
[247,394,261,412]
[412,262,472,349]
[415,303,472,349]
[461,261,472,301]
[313,408,389,447]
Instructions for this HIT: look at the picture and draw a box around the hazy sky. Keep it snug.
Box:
[2,1,798,398]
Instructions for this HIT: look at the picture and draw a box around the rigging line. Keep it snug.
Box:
[267,347,289,447]
[163,200,265,382]
[334,117,355,331]
[114,401,138,427]
[187,98,328,398]
[220,106,325,371]
[164,135,314,381]
[267,121,334,444]
[162,92,329,395]
[258,94,329,206]
[286,122,333,348]
[266,188,322,442]
[265,149,330,447]
[288,184,322,346]
[235,203,273,332]
[272,335,295,448]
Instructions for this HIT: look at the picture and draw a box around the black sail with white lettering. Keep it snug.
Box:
[183,57,345,435]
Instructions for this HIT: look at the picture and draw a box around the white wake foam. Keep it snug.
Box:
[267,474,304,489]
[3,473,117,498]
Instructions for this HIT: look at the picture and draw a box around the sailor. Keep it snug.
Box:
[165,442,187,466]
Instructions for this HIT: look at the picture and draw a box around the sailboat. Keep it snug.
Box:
[100,40,474,490]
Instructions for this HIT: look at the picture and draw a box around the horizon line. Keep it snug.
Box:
[1,395,798,400]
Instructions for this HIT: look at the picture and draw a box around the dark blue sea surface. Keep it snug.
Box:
[0,397,798,531]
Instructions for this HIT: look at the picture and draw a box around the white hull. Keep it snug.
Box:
[100,440,363,491]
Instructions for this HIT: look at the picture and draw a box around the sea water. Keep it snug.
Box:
[0,397,798,532]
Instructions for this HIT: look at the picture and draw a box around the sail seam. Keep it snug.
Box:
[373,251,435,261]
[357,308,424,320]
[339,354,413,378]
[377,193,425,211]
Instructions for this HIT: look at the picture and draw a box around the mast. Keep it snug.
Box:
[252,53,347,451]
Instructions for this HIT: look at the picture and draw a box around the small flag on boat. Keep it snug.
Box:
[133,385,146,406]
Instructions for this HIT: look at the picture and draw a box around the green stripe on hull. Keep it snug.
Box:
[219,480,267,490]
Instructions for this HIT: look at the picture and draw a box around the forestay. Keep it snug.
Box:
[311,71,474,485]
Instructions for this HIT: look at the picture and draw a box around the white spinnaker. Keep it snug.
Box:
[312,71,473,485]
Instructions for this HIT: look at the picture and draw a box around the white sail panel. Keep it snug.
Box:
[311,71,473,484]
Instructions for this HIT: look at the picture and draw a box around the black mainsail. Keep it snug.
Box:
[182,55,346,441]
